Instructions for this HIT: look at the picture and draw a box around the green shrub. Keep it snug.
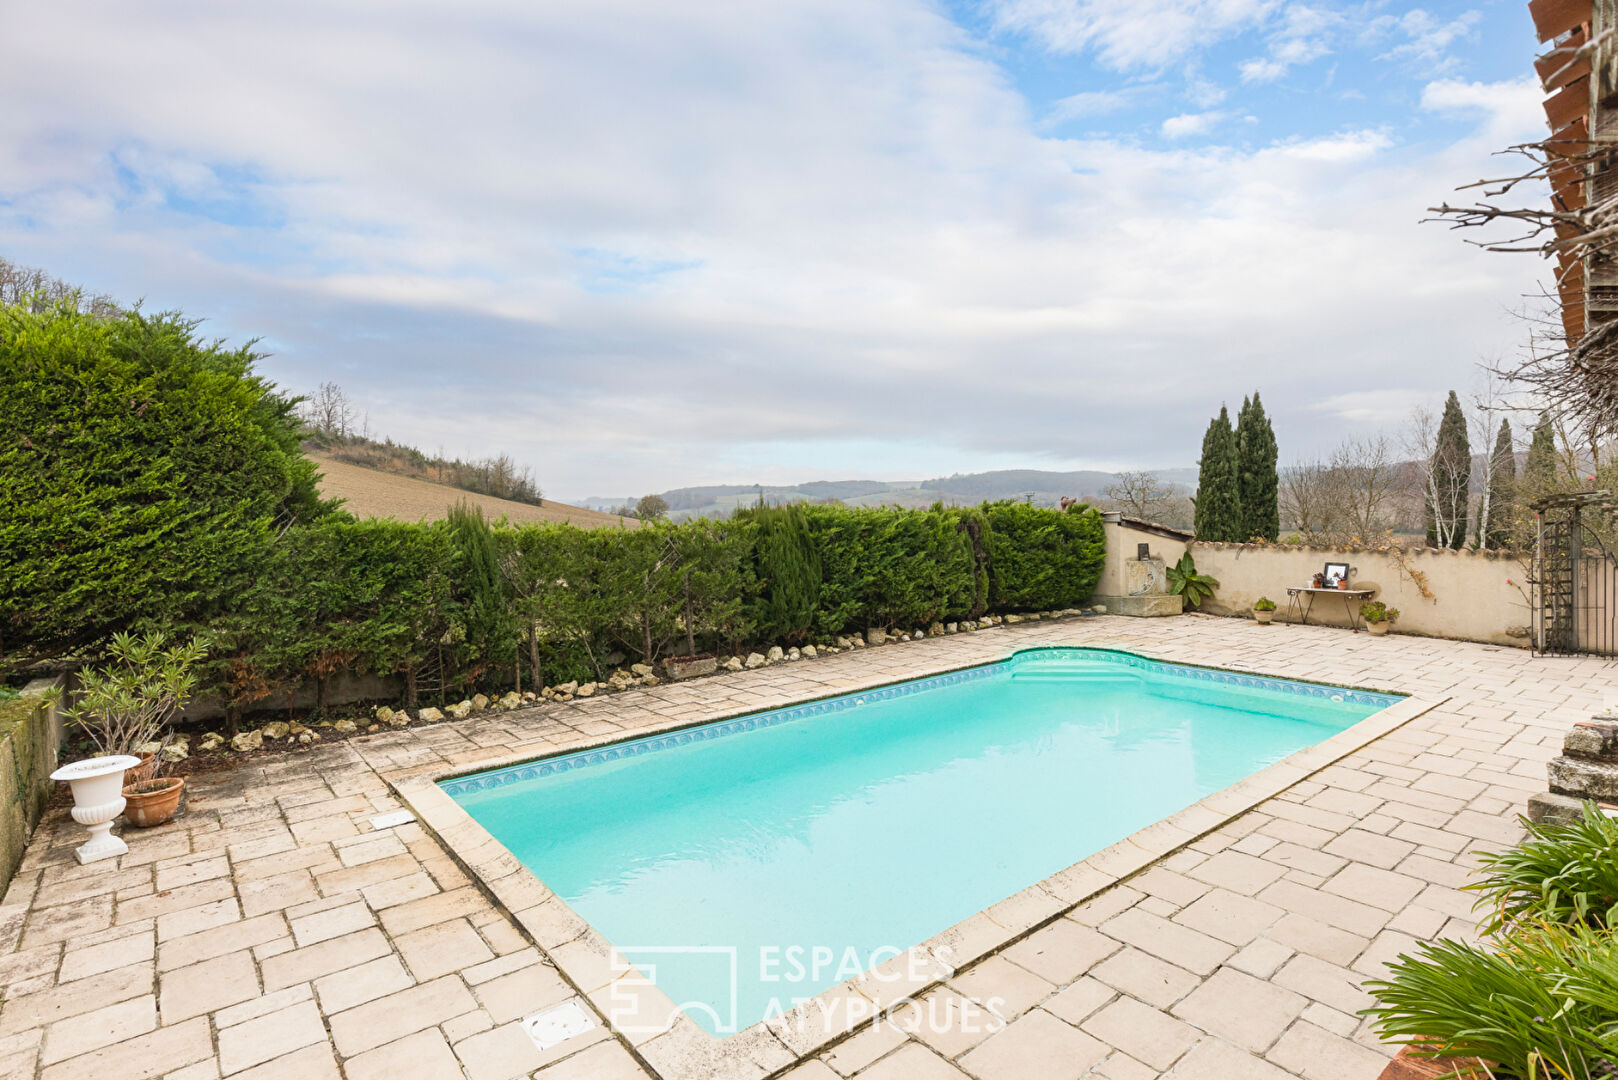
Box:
[61,631,207,757]
[1253,597,1276,612]
[981,501,1105,611]
[448,502,517,684]
[0,304,325,666]
[1365,922,1618,1079]
[1166,552,1218,610]
[1469,807,1618,934]
[1365,806,1618,1078]
[1359,600,1400,625]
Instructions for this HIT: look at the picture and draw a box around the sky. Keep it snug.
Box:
[1,0,1550,502]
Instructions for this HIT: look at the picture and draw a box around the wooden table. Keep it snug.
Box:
[1285,586,1376,630]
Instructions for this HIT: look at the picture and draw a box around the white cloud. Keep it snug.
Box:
[1237,3,1344,82]
[989,0,1278,71]
[0,1,1546,498]
[1420,77,1545,143]
[1162,111,1225,138]
[1372,9,1484,70]
[1313,388,1433,422]
[1042,88,1140,126]
[1239,57,1290,83]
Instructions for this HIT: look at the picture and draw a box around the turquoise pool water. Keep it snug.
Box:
[444,647,1399,1035]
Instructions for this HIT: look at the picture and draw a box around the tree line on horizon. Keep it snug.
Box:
[1172,385,1593,551]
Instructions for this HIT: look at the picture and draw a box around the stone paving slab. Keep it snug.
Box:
[1,615,1606,1079]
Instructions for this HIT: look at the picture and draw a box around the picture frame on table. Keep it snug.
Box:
[1322,562,1350,588]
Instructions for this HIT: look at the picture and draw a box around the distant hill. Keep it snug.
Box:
[585,467,1198,522]
[313,455,636,529]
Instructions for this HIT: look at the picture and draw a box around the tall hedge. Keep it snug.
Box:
[214,519,457,715]
[796,505,979,634]
[0,304,325,663]
[983,501,1105,611]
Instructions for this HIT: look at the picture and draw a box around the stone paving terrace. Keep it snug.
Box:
[0,616,1608,1080]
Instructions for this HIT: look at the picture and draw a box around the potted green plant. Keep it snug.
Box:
[60,632,205,827]
[1366,807,1618,1080]
[1252,597,1276,625]
[1166,553,1219,611]
[1360,600,1399,637]
[123,735,185,828]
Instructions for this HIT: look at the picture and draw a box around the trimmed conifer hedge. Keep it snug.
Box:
[200,500,1104,710]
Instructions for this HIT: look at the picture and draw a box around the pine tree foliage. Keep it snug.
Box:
[1424,391,1471,549]
[1236,393,1280,542]
[1194,406,1243,541]
[1478,418,1516,549]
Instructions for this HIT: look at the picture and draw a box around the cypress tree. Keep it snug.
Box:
[1236,392,1279,542]
[1523,411,1559,496]
[1424,390,1471,549]
[1194,405,1243,542]
[1478,418,1515,549]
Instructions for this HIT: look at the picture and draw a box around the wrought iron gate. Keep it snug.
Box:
[1532,491,1618,657]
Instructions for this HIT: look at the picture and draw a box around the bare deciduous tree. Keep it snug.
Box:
[1281,436,1401,545]
[0,255,120,316]
[302,381,356,438]
[1424,37,1618,445]
[1103,471,1173,521]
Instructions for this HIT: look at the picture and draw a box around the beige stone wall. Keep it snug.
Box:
[0,678,63,899]
[1190,542,1532,646]
[1095,518,1189,598]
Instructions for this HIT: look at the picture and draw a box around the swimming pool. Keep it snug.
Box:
[443,647,1401,1036]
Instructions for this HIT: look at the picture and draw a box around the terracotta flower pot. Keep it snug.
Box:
[1254,609,1274,624]
[121,777,184,828]
[124,754,157,785]
[1368,621,1390,637]
[1377,1045,1494,1080]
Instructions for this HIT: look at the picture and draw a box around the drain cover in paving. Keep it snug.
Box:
[523,999,596,1050]
[368,809,415,830]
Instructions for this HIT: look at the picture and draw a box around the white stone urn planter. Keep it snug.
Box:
[50,755,139,864]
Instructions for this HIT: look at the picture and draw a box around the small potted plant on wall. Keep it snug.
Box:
[1360,601,1399,637]
[1253,597,1276,625]
[61,632,206,831]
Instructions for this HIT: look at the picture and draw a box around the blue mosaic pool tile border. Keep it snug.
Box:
[1006,648,1403,709]
[439,647,1403,798]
